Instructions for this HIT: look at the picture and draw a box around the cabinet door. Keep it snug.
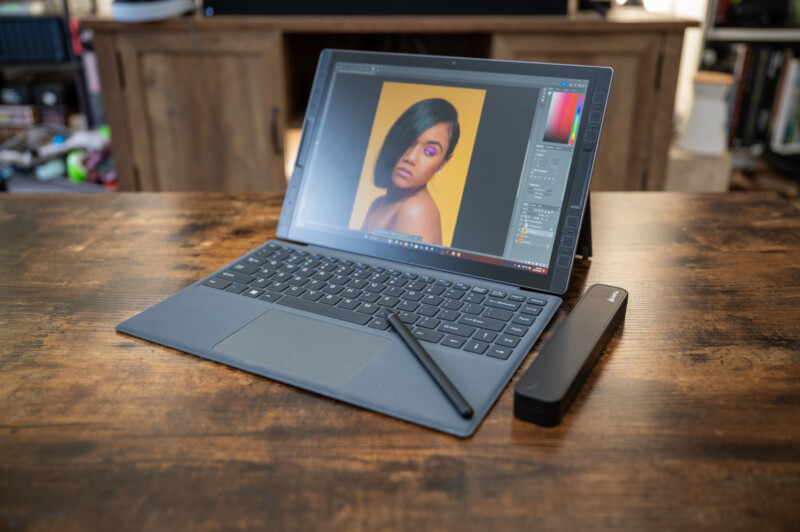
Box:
[117,30,286,192]
[493,33,663,191]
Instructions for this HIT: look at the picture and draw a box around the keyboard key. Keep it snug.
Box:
[276,296,371,326]
[257,268,277,279]
[464,340,489,355]
[441,299,463,311]
[442,335,466,349]
[438,322,475,337]
[251,277,272,288]
[472,286,488,294]
[484,307,514,321]
[520,305,542,316]
[453,283,470,291]
[224,282,248,294]
[259,292,282,303]
[359,292,381,303]
[356,302,379,314]
[351,270,371,280]
[217,270,255,284]
[496,335,520,348]
[417,304,439,317]
[386,277,407,287]
[416,316,441,329]
[203,278,231,290]
[528,297,548,306]
[401,290,424,302]
[288,276,308,286]
[474,330,497,342]
[307,280,326,290]
[508,294,526,303]
[243,288,264,298]
[366,282,386,293]
[436,279,453,288]
[320,294,342,306]
[397,300,419,312]
[387,269,402,277]
[367,317,390,330]
[301,290,324,301]
[419,275,436,283]
[444,289,463,300]
[458,315,505,332]
[267,281,288,293]
[397,312,419,325]
[464,292,485,304]
[347,279,368,289]
[370,273,389,283]
[272,272,292,283]
[312,271,333,281]
[295,266,314,277]
[462,303,484,315]
[341,287,362,298]
[379,295,400,307]
[424,285,445,296]
[337,297,360,310]
[403,272,418,280]
[323,283,344,295]
[422,295,443,306]
[487,346,512,360]
[513,314,536,326]
[505,324,529,337]
[384,286,404,297]
[490,290,507,298]
[413,328,443,343]
[485,298,520,312]
[231,262,260,274]
[437,309,460,322]
[285,286,306,298]
[406,281,426,291]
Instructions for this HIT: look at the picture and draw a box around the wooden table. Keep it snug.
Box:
[1,192,798,530]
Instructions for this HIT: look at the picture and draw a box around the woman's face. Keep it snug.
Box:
[391,122,451,189]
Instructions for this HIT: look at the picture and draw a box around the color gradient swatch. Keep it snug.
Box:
[544,92,584,145]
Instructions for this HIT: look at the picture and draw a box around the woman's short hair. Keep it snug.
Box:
[374,98,460,188]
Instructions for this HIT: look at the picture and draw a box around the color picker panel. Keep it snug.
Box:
[544,92,583,145]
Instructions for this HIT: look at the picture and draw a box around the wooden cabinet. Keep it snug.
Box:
[93,27,286,192]
[493,30,684,190]
[85,13,693,192]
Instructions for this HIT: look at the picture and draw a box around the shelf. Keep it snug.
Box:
[0,60,82,73]
[707,28,800,43]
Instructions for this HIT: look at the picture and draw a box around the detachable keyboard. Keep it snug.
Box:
[201,241,549,360]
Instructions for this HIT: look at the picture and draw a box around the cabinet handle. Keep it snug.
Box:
[270,106,284,155]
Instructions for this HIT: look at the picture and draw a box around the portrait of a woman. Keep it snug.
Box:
[360,98,461,246]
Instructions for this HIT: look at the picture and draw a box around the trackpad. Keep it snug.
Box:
[213,310,388,388]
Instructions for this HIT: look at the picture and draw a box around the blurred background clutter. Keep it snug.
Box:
[1,0,798,202]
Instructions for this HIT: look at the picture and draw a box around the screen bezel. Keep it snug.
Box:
[278,49,611,295]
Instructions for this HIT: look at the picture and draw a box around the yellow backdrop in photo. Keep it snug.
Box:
[348,82,486,247]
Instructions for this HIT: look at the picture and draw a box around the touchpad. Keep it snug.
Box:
[213,310,388,388]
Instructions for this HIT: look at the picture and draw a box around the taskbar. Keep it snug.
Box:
[372,234,549,275]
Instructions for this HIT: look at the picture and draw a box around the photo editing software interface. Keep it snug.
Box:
[294,60,589,276]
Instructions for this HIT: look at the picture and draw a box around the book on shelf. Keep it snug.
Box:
[705,42,800,153]
[770,57,800,155]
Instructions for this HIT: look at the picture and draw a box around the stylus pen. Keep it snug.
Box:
[387,313,474,419]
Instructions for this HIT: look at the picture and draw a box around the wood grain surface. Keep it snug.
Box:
[1,192,798,531]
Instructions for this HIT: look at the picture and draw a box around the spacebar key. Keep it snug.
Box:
[276,296,371,325]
